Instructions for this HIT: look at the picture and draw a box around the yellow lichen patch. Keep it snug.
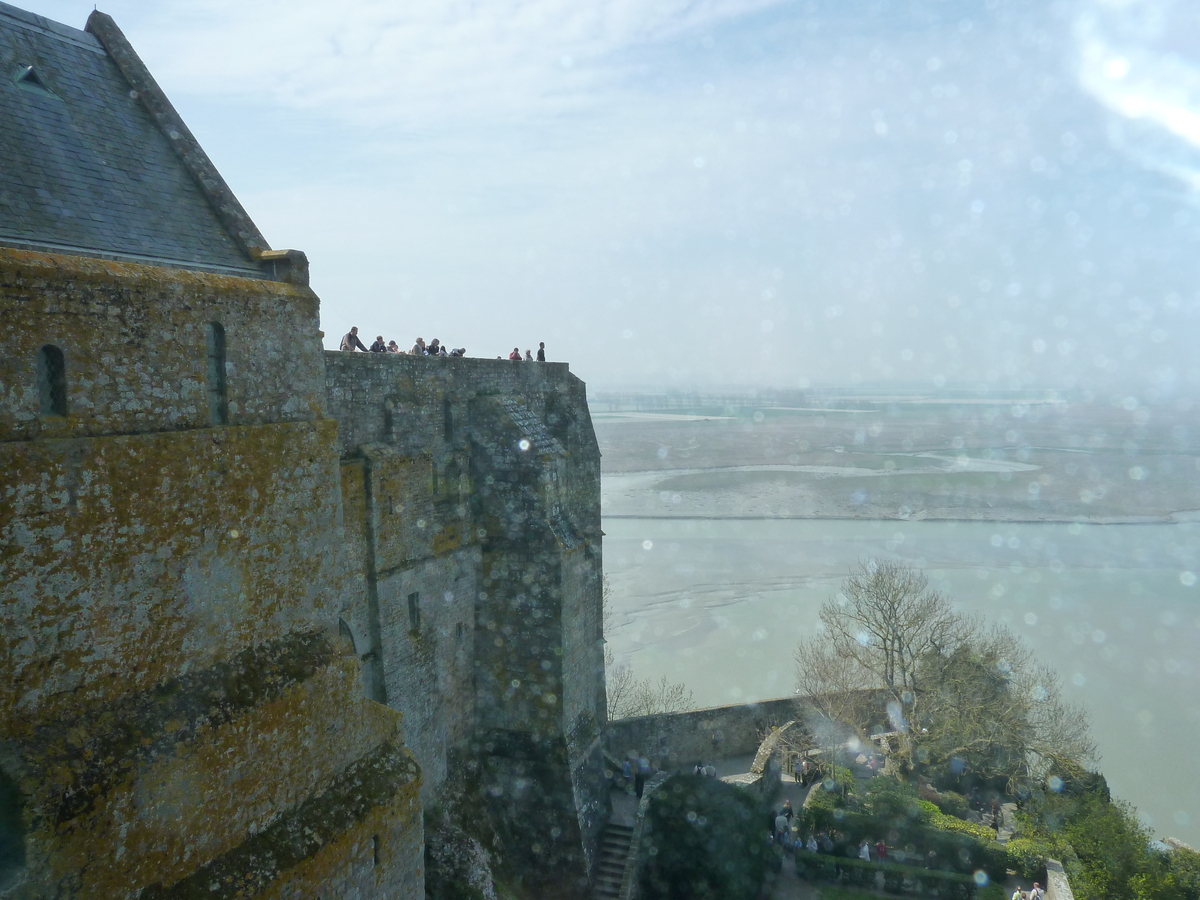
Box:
[42,655,404,899]
[0,419,342,730]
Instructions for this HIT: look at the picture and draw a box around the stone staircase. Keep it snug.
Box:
[592,821,635,899]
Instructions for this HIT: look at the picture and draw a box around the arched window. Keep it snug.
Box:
[0,768,24,889]
[206,323,228,425]
[36,344,67,416]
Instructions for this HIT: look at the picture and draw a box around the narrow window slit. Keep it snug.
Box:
[37,344,67,416]
[206,323,228,425]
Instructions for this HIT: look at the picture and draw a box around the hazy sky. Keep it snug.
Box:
[23,0,1200,393]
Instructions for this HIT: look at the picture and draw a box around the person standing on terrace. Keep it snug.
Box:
[340,326,368,352]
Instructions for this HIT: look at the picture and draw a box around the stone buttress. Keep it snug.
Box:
[325,354,608,898]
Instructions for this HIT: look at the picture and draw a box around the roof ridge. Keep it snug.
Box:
[84,10,272,258]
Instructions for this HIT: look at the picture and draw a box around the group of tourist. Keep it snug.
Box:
[506,343,546,361]
[339,326,548,362]
[339,327,467,357]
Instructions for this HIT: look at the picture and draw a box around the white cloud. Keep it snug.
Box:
[125,0,788,127]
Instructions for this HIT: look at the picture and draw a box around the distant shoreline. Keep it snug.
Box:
[602,512,1199,525]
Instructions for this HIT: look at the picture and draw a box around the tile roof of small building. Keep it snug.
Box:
[0,2,269,276]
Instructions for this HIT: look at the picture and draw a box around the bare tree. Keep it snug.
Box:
[603,576,694,720]
[794,638,878,737]
[795,560,969,736]
[794,561,1094,789]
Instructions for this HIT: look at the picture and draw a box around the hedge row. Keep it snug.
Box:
[793,849,1006,900]
[797,805,1008,882]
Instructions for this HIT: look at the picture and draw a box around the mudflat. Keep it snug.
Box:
[595,400,1200,522]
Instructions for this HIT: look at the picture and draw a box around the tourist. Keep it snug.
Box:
[858,840,871,862]
[875,839,888,863]
[775,811,789,845]
[801,757,814,785]
[387,340,400,353]
[806,834,818,853]
[793,757,804,782]
[509,347,521,360]
[411,337,427,355]
[449,347,466,357]
[524,349,533,361]
[369,335,387,353]
[635,755,651,798]
[1029,883,1044,900]
[782,799,793,825]
[819,832,834,854]
[621,757,633,794]
[428,338,441,356]
[537,341,546,361]
[1011,888,1027,900]
[702,764,716,778]
[340,326,368,352]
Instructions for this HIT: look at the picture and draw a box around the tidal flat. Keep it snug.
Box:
[597,400,1200,847]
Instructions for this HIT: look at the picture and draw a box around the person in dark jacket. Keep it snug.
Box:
[536,341,546,361]
[369,335,387,352]
[340,326,368,352]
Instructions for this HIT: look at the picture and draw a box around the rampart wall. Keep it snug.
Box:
[325,351,607,897]
[605,698,800,769]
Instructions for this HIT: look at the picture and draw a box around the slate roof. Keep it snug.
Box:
[0,2,266,275]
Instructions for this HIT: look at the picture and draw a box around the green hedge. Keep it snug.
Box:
[1004,838,1051,880]
[793,849,987,899]
[797,805,1006,882]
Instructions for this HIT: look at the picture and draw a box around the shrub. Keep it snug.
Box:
[639,774,772,900]
[933,791,970,820]
[927,811,998,842]
[1005,838,1051,880]
[793,849,985,899]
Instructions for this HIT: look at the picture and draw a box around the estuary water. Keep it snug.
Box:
[602,513,1200,847]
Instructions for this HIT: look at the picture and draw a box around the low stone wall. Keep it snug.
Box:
[1045,859,1075,900]
[605,698,799,770]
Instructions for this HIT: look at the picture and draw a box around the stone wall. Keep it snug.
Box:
[0,249,325,442]
[324,351,607,897]
[605,698,800,770]
[0,248,606,899]
[0,249,423,899]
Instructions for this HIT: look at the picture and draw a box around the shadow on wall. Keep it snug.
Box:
[0,767,24,890]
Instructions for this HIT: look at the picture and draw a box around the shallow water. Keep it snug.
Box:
[603,515,1200,846]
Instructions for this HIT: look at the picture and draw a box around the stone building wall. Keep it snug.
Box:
[0,249,423,899]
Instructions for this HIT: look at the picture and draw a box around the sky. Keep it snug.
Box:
[20,0,1200,394]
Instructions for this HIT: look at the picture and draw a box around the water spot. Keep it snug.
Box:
[657,446,669,459]
[1072,673,1086,686]
[227,528,239,539]
[974,871,989,886]
[518,439,531,451]
[642,540,653,551]
[1048,775,1064,791]
[1181,571,1196,586]
[1092,630,1106,643]
[1024,612,1037,625]
[1129,466,1147,481]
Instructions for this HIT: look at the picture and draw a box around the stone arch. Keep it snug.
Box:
[338,617,359,655]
